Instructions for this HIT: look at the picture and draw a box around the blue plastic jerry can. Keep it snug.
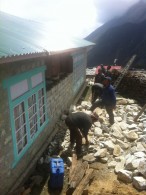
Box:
[49,157,64,189]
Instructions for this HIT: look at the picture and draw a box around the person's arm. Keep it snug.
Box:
[69,128,75,145]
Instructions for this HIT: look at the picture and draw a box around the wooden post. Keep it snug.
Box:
[134,104,146,122]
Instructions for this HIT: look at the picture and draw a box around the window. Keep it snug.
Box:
[3,66,49,167]
[14,102,27,154]
[38,88,46,126]
[28,94,38,138]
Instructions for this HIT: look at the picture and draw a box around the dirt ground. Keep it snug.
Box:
[88,162,146,195]
[30,161,146,195]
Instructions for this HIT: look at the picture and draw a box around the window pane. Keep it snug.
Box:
[38,88,44,98]
[14,103,25,118]
[28,94,38,138]
[38,88,46,126]
[17,141,23,153]
[31,73,43,88]
[14,102,27,154]
[10,79,28,100]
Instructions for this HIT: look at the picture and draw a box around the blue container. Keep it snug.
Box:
[49,157,64,189]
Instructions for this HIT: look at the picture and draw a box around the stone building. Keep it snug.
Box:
[0,12,94,194]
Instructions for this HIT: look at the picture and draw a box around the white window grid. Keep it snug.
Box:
[28,94,38,138]
[14,102,27,154]
[38,88,46,126]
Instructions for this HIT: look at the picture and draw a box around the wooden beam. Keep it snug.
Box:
[134,104,146,122]
[72,169,94,195]
[69,161,88,189]
[69,153,78,183]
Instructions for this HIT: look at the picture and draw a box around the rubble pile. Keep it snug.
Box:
[19,97,146,194]
[51,97,146,191]
[115,71,146,104]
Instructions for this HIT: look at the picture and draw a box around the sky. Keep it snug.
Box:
[1,0,139,38]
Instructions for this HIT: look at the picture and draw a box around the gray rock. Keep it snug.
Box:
[88,145,99,153]
[119,122,128,131]
[115,157,125,173]
[108,161,117,169]
[101,124,110,133]
[133,170,140,177]
[83,153,96,164]
[111,138,117,144]
[125,156,143,170]
[113,129,124,140]
[115,117,122,122]
[127,99,136,104]
[125,105,132,112]
[113,145,123,157]
[134,151,146,158]
[111,123,122,133]
[126,119,134,125]
[94,127,103,136]
[133,176,146,190]
[81,101,91,109]
[93,107,103,116]
[98,137,105,141]
[94,148,107,158]
[116,139,129,150]
[128,124,137,130]
[124,131,138,141]
[117,170,133,183]
[138,159,146,178]
[100,157,108,163]
[130,146,137,154]
[104,140,115,151]
[94,121,101,128]
[125,155,135,169]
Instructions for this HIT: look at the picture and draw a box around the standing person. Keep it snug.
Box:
[65,112,93,156]
[91,68,105,104]
[94,68,105,83]
[105,65,112,77]
[90,77,116,125]
[100,64,106,74]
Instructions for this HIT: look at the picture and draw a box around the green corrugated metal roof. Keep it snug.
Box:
[0,12,95,59]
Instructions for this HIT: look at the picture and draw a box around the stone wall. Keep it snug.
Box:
[117,71,146,104]
[0,50,86,194]
[0,58,47,195]
[47,74,73,120]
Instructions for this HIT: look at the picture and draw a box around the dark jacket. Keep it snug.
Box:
[101,85,116,107]
[94,73,105,83]
[65,112,92,133]
[105,70,112,77]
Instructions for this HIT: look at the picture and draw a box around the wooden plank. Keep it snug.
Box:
[69,161,89,189]
[69,153,78,183]
[72,169,94,195]
[134,104,146,122]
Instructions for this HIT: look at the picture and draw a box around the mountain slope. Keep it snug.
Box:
[86,0,146,68]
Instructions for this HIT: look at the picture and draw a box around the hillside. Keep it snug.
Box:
[86,0,146,68]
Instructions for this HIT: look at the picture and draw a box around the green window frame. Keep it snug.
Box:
[3,66,49,168]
